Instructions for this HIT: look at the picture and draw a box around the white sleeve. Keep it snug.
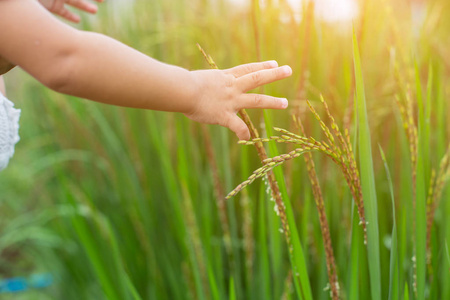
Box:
[0,93,20,171]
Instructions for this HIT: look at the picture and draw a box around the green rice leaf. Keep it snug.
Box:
[353,28,382,300]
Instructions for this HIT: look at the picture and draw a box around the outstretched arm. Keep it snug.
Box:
[0,0,292,140]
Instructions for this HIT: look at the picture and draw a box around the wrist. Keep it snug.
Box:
[181,69,201,116]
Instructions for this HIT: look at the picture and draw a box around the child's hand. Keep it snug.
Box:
[185,61,292,140]
[38,0,103,23]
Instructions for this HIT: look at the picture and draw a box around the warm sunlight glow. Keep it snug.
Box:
[285,0,359,22]
[228,0,359,23]
[313,0,358,22]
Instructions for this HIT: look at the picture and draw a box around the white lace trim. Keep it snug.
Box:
[0,93,20,171]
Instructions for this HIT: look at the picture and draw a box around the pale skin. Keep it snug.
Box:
[0,0,292,140]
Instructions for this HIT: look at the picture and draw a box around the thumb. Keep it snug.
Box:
[227,115,250,141]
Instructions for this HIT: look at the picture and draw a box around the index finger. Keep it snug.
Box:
[237,65,292,92]
[224,60,278,78]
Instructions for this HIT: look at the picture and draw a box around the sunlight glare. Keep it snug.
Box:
[227,0,359,23]
[301,0,359,23]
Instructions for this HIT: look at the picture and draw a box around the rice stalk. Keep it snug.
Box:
[306,98,367,242]
[394,89,419,292]
[426,145,450,275]
[428,146,450,219]
[394,90,418,197]
[226,147,309,198]
[280,270,293,300]
[294,114,339,300]
[227,97,368,244]
[425,168,436,280]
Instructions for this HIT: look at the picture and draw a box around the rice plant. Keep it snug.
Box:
[2,0,450,299]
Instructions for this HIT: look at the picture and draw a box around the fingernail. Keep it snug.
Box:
[281,98,288,108]
[281,65,292,76]
[268,60,278,68]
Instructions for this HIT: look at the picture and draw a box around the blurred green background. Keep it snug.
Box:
[1,0,450,299]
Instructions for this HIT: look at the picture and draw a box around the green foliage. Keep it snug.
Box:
[2,0,450,299]
[353,30,381,300]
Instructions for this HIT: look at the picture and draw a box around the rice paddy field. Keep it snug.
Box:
[2,0,450,299]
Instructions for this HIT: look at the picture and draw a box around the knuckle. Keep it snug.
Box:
[224,74,235,88]
[244,64,254,74]
[253,94,264,107]
[251,72,262,85]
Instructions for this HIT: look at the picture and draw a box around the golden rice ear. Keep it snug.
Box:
[0,56,15,75]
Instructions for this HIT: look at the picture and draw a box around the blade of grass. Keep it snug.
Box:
[352,28,382,300]
[207,266,220,300]
[264,112,284,299]
[404,282,410,300]
[379,146,399,300]
[346,202,361,300]
[229,276,236,300]
[256,182,272,300]
[442,193,450,298]
[61,182,138,300]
